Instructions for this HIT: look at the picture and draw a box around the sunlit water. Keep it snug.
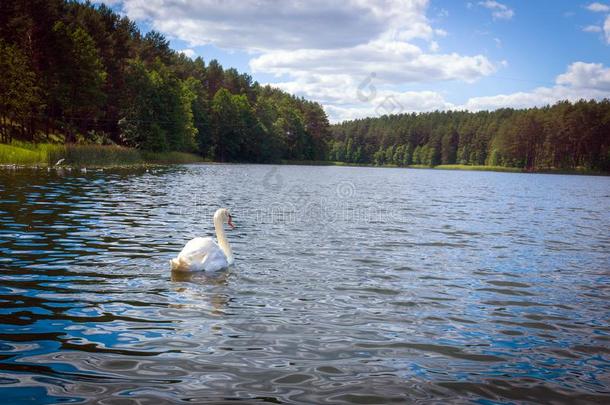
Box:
[0,164,609,404]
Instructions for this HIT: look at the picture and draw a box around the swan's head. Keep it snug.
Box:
[214,208,235,229]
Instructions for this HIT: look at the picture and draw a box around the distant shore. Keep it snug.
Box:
[1,142,607,176]
[281,160,609,176]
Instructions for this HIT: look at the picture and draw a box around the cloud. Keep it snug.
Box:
[112,1,607,122]
[179,49,196,59]
[324,90,454,121]
[437,8,449,18]
[478,1,515,20]
[322,62,610,121]
[117,0,498,121]
[92,0,122,5]
[586,2,610,12]
[556,62,610,90]
[325,62,610,120]
[582,17,610,45]
[120,0,434,51]
[250,42,496,85]
[250,40,497,121]
[583,25,602,32]
[462,62,610,111]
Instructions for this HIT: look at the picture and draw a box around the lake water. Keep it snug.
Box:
[0,164,609,404]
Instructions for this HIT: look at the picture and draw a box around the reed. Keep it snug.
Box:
[140,151,206,164]
[0,142,62,165]
[1,142,204,167]
[48,144,142,166]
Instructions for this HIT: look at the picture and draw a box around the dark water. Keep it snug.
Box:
[0,164,609,404]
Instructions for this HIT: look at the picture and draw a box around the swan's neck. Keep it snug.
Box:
[214,215,234,264]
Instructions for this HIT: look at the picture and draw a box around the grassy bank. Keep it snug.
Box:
[280,159,370,167]
[3,143,605,175]
[281,160,607,175]
[432,164,607,175]
[281,160,509,171]
[433,164,522,173]
[0,142,205,167]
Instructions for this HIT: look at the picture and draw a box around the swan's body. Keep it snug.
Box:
[170,208,235,272]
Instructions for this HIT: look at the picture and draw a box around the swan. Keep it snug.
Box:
[170,208,235,272]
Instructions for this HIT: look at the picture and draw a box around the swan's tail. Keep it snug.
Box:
[170,257,187,271]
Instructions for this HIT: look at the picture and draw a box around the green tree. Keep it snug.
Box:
[0,40,40,141]
[51,21,107,141]
[441,130,458,164]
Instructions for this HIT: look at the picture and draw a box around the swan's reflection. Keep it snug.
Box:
[170,270,231,315]
[171,269,229,285]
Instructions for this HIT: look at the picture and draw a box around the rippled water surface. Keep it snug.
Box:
[1,164,609,404]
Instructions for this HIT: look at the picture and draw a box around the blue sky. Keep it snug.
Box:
[98,1,610,122]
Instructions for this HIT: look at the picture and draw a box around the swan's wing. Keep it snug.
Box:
[178,237,216,262]
[176,237,228,272]
[199,248,229,272]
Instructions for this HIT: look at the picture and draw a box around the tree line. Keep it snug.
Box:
[330,101,610,171]
[0,0,330,162]
[1,1,608,171]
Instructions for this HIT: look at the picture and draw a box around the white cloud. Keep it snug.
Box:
[586,2,610,12]
[324,90,454,121]
[556,62,610,90]
[251,42,495,85]
[113,0,607,122]
[120,0,435,51]
[582,17,610,45]
[462,62,610,111]
[478,0,515,20]
[118,0,499,122]
[583,25,602,32]
[92,0,122,5]
[250,40,496,121]
[326,62,610,120]
[179,49,196,59]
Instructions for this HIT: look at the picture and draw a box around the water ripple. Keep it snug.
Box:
[0,165,609,403]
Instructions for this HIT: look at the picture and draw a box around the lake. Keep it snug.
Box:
[0,164,609,404]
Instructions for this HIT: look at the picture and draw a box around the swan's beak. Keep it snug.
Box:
[228,215,235,229]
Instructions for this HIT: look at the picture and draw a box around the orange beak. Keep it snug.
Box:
[228,215,235,229]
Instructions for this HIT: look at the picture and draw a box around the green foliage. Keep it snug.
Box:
[0,142,60,165]
[434,164,522,173]
[49,21,107,139]
[48,144,141,166]
[331,102,610,172]
[0,0,331,163]
[0,40,40,142]
[210,88,246,161]
[2,0,608,171]
[0,141,203,166]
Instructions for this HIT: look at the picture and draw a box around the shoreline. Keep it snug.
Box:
[280,160,609,176]
[0,142,206,168]
[1,143,607,176]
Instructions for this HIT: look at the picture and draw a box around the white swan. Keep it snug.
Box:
[170,208,235,272]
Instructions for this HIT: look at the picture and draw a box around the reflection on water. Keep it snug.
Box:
[0,164,609,403]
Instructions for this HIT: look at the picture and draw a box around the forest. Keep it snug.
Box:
[0,0,608,171]
[330,102,610,172]
[0,0,330,162]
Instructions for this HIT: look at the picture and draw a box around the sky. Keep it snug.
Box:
[95,0,610,122]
